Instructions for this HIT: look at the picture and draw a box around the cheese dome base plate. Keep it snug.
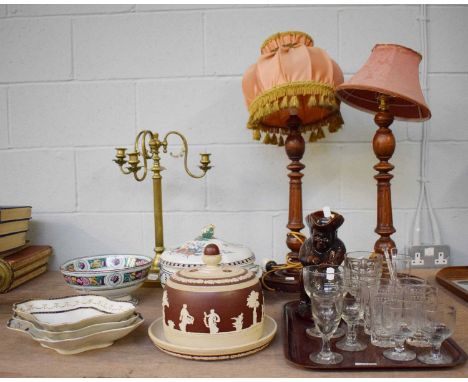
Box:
[148,315,277,361]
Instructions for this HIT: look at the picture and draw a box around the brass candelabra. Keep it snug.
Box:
[113,130,212,285]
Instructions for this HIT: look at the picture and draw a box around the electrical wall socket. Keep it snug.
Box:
[409,245,450,268]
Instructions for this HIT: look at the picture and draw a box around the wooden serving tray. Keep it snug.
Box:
[283,300,467,371]
[436,266,468,302]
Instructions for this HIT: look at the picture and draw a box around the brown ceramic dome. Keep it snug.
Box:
[162,244,264,348]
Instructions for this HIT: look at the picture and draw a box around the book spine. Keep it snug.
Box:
[0,244,30,259]
[13,256,50,278]
[0,260,14,293]
[8,247,52,270]
[6,265,47,292]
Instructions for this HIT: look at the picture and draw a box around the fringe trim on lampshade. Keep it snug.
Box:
[246,81,344,146]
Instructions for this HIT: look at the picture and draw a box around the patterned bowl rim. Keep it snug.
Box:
[60,254,153,275]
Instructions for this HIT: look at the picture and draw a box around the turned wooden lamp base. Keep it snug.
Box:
[262,269,301,293]
[262,115,305,293]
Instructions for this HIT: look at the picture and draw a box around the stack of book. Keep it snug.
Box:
[0,206,52,293]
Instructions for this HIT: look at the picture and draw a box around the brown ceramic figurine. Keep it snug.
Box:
[297,209,346,317]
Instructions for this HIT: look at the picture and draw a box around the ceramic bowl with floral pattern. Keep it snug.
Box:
[60,254,153,304]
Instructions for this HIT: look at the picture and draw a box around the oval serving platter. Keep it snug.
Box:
[13,295,135,332]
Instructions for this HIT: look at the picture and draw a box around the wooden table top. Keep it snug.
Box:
[0,269,466,378]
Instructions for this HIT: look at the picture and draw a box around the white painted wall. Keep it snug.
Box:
[0,4,466,269]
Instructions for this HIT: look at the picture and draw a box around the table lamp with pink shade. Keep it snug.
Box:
[336,44,431,256]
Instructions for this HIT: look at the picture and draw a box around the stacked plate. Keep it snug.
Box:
[7,295,143,355]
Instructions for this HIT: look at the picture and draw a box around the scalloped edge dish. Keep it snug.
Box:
[7,313,144,355]
[13,295,135,331]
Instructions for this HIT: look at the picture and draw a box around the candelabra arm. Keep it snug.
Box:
[163,131,209,179]
[132,130,154,182]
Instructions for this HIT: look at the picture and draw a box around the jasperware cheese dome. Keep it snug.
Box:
[162,243,265,349]
[159,225,261,287]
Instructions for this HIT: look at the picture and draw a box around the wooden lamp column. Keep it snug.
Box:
[263,115,306,292]
[373,95,396,255]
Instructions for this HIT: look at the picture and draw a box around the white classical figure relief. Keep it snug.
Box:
[231,313,244,332]
[246,290,260,325]
[168,320,175,329]
[203,309,220,334]
[162,290,169,323]
[179,304,195,332]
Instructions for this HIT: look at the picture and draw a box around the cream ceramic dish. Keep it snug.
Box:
[9,312,140,341]
[148,315,277,360]
[159,225,261,287]
[13,295,135,331]
[60,254,152,303]
[7,314,144,355]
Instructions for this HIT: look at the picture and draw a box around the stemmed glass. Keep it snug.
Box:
[418,304,456,364]
[382,299,419,361]
[310,289,344,365]
[302,265,345,339]
[336,292,367,352]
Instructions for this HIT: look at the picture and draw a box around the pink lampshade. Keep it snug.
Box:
[336,44,431,121]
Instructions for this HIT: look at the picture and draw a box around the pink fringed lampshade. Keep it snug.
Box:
[336,44,431,121]
[242,31,345,145]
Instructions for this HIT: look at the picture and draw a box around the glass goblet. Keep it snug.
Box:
[302,265,345,339]
[336,293,367,352]
[418,304,456,364]
[382,299,418,361]
[309,290,344,365]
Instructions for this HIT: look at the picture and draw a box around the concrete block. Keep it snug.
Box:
[429,6,468,72]
[340,142,420,209]
[136,5,228,11]
[76,148,206,212]
[302,143,342,211]
[0,149,75,212]
[141,211,273,266]
[409,75,468,142]
[428,143,468,208]
[74,13,203,79]
[205,7,338,75]
[0,18,71,82]
[29,213,143,270]
[0,87,7,148]
[9,82,135,147]
[207,145,289,211]
[339,6,420,73]
[137,78,250,145]
[338,209,409,253]
[432,208,468,266]
[7,5,135,16]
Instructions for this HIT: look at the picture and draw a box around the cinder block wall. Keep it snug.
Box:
[0,4,467,269]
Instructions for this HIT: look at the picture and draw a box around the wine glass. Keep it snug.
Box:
[336,293,367,352]
[309,289,344,365]
[302,265,345,338]
[382,299,418,361]
[418,304,456,364]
